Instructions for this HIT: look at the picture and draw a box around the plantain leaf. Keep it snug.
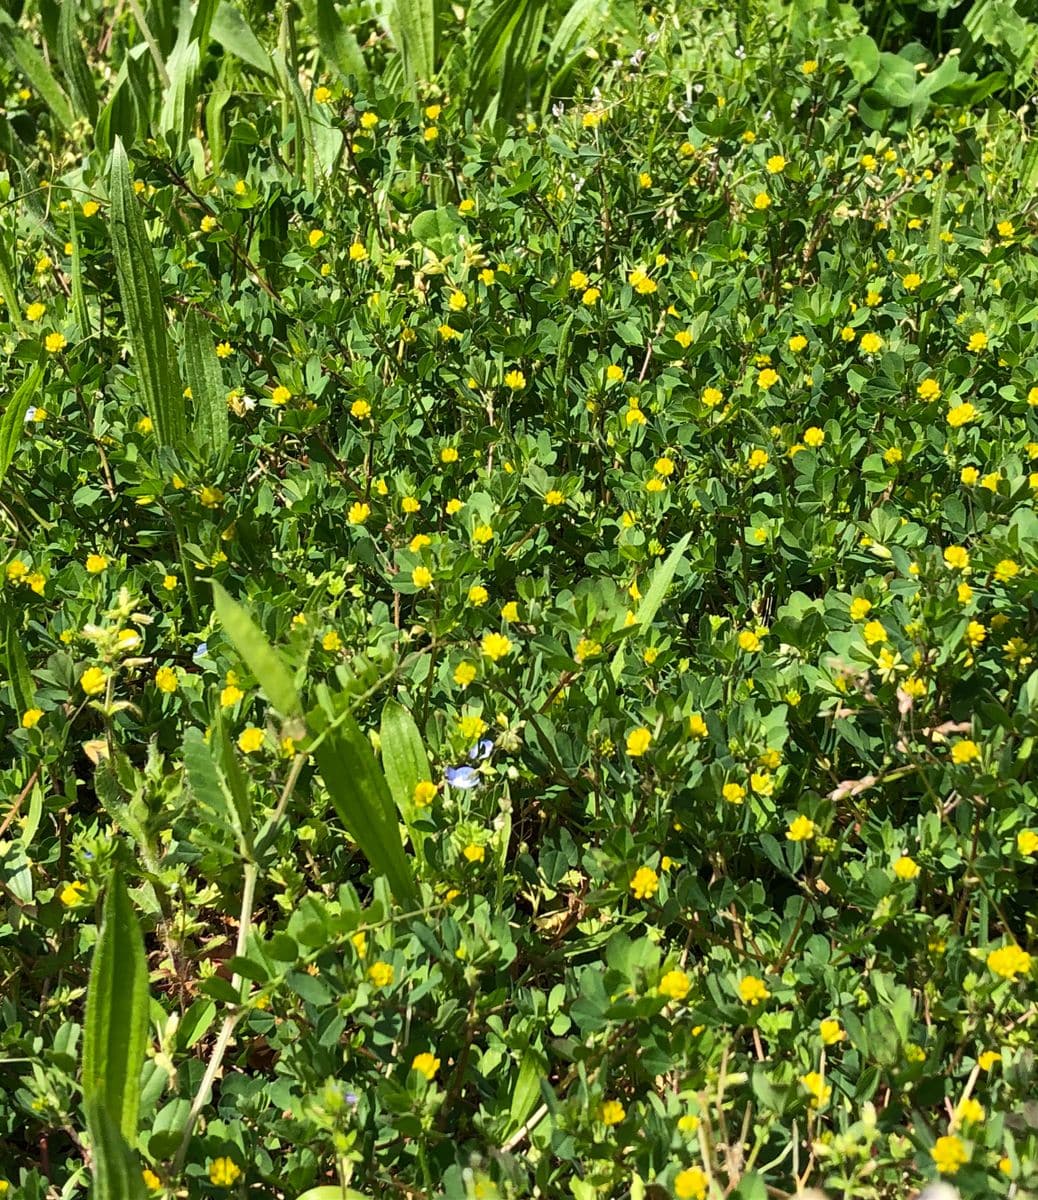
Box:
[310,702,419,909]
[57,0,97,124]
[82,872,149,1144]
[379,0,438,90]
[108,137,186,448]
[380,698,431,864]
[1,609,35,712]
[183,307,228,455]
[211,582,302,718]
[0,12,75,131]
[86,1103,148,1200]
[0,362,45,487]
[211,1,273,75]
[610,532,693,682]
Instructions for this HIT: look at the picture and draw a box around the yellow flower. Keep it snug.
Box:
[322,630,342,652]
[786,814,816,842]
[738,629,761,653]
[238,726,264,753]
[308,228,325,247]
[766,154,786,173]
[199,486,224,508]
[738,975,770,1005]
[978,1050,1002,1070]
[473,523,494,543]
[820,1018,845,1045]
[753,191,771,210]
[967,331,988,352]
[1017,830,1038,855]
[412,566,433,589]
[481,632,512,661]
[960,466,978,485]
[545,489,565,506]
[200,215,218,233]
[570,270,589,289]
[893,855,919,880]
[757,367,779,389]
[955,1097,984,1124]
[951,739,980,765]
[441,446,459,463]
[859,331,883,354]
[351,398,371,419]
[723,781,746,804]
[21,707,44,728]
[582,286,601,305]
[45,330,67,353]
[674,1167,708,1200]
[599,1099,625,1125]
[987,943,1031,980]
[932,1135,968,1175]
[155,666,178,694]
[630,866,659,899]
[26,302,46,321]
[60,881,88,907]
[626,727,652,757]
[314,86,332,103]
[943,545,969,570]
[468,585,489,607]
[997,219,1014,238]
[142,1168,161,1190]
[448,290,467,311]
[413,780,437,808]
[463,842,485,863]
[606,364,624,383]
[368,961,394,987]
[453,661,477,687]
[349,241,368,261]
[659,969,690,1001]
[504,369,526,390]
[501,601,519,622]
[80,666,108,696]
[849,597,872,621]
[863,619,886,645]
[412,1052,440,1080]
[215,341,233,358]
[208,1158,241,1188]
[220,684,244,708]
[627,266,657,294]
[800,1071,831,1106]
[348,501,370,524]
[994,559,1019,583]
[947,402,977,427]
[917,377,941,400]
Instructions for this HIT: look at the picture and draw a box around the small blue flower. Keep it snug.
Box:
[444,765,480,789]
[24,407,36,422]
[468,739,493,761]
[193,642,209,659]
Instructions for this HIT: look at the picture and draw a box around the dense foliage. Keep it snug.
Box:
[1,2,1038,1199]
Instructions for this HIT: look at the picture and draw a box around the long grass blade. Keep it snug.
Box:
[57,0,98,125]
[211,582,302,718]
[610,532,693,682]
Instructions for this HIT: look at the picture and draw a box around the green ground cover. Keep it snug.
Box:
[1,2,1038,1198]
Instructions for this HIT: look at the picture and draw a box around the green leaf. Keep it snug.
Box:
[295,1187,370,1200]
[506,1046,546,1133]
[85,1103,148,1200]
[211,582,302,718]
[310,704,419,909]
[0,12,75,131]
[379,0,439,90]
[0,362,45,487]
[57,0,97,124]
[311,0,369,84]
[211,1,273,75]
[1,609,35,712]
[108,137,186,448]
[611,532,692,681]
[82,872,149,1143]
[380,698,431,863]
[183,307,228,455]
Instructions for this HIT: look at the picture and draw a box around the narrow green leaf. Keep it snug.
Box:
[507,1047,547,1133]
[380,0,438,89]
[68,203,91,339]
[57,0,97,124]
[211,582,302,718]
[211,1,273,75]
[311,0,369,84]
[0,13,75,131]
[108,137,186,448]
[310,707,419,909]
[82,872,149,1143]
[85,1103,148,1200]
[0,219,23,332]
[380,699,431,863]
[213,706,254,843]
[183,307,228,455]
[295,1188,369,1200]
[610,532,693,682]
[0,363,45,487]
[183,725,239,830]
[1,610,35,712]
